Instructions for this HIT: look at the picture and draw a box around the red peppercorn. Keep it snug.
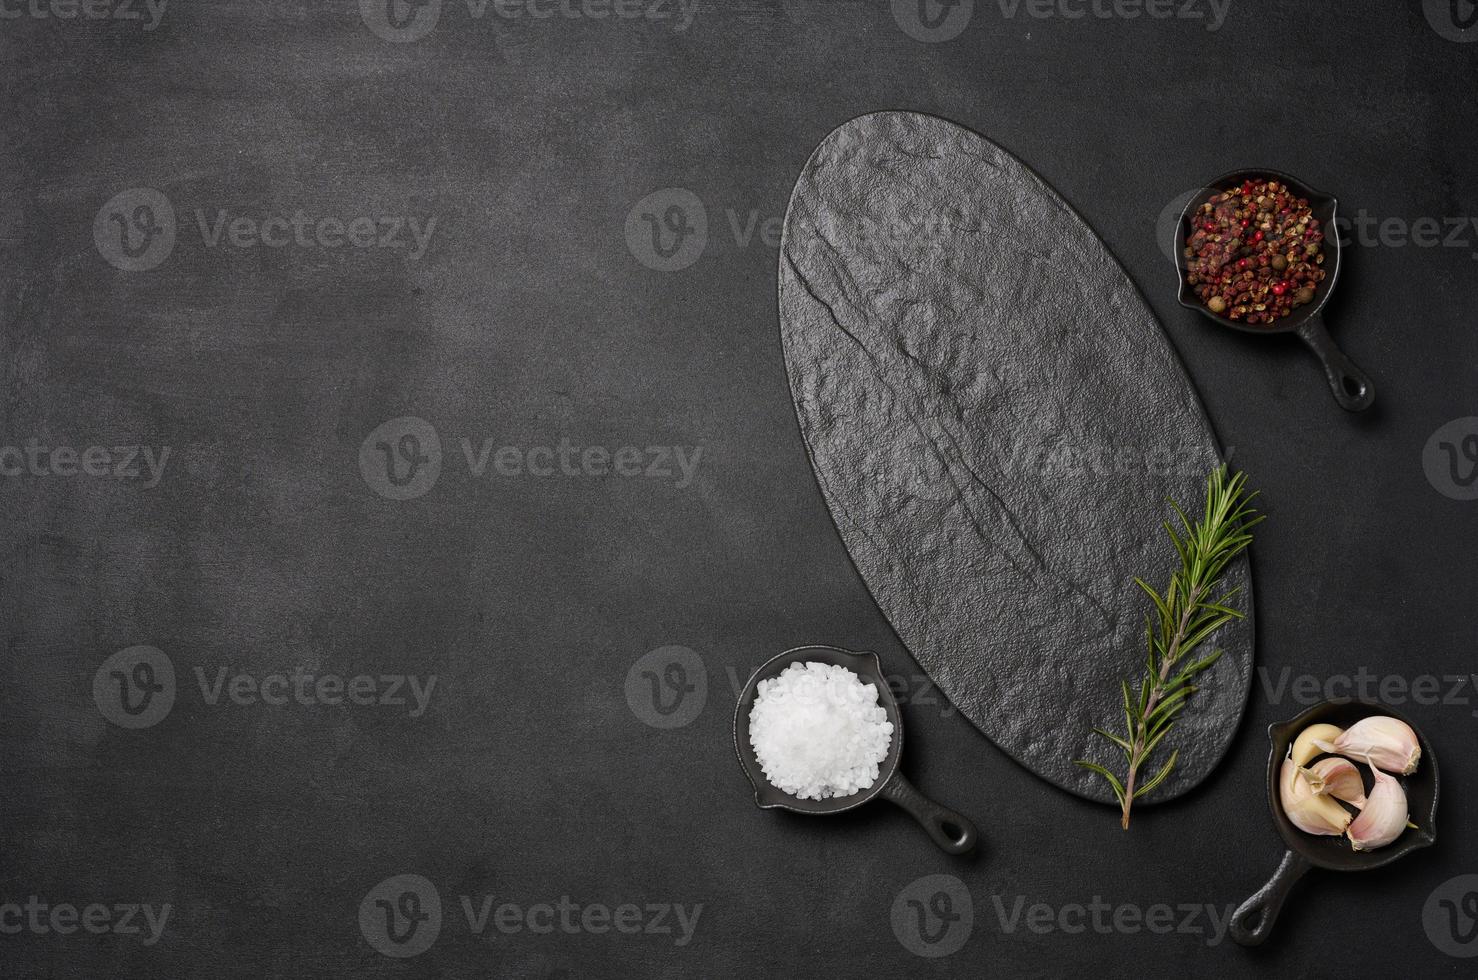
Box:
[1187,177,1323,326]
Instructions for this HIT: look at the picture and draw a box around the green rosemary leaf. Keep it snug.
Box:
[1181,617,1234,656]
[1144,685,1194,727]
[1133,749,1180,799]
[1075,466,1262,830]
[1091,728,1133,754]
[1170,650,1224,689]
[1075,760,1127,806]
[1141,722,1174,759]
[1168,499,1194,538]
[1134,578,1173,633]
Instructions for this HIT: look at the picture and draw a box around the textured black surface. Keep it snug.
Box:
[3,3,1477,977]
[779,111,1252,804]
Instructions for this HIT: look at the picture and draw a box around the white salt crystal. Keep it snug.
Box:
[749,661,894,800]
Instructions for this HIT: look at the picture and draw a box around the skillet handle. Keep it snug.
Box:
[1229,850,1312,946]
[879,772,977,855]
[1295,316,1375,411]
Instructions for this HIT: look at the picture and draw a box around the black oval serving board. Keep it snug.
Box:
[777,111,1253,805]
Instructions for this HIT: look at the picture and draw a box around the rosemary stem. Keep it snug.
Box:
[1120,585,1205,830]
[1076,467,1261,832]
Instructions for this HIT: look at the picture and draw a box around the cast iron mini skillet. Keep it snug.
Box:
[1229,700,1438,946]
[733,645,977,855]
[1175,168,1375,412]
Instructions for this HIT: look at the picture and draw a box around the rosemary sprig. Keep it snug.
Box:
[1075,465,1264,830]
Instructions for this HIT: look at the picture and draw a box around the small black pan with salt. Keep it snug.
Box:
[733,645,977,855]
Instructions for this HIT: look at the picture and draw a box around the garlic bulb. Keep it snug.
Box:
[1290,723,1343,767]
[1279,757,1352,836]
[1346,761,1409,851]
[1313,716,1420,775]
[1301,756,1367,808]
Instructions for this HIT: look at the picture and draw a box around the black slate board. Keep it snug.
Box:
[778,111,1253,805]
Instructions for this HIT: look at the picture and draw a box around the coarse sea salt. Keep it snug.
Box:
[749,661,894,800]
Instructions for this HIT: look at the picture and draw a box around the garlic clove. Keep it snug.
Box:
[1279,758,1353,836]
[1322,716,1421,775]
[1291,723,1344,767]
[1346,761,1409,851]
[1301,756,1367,808]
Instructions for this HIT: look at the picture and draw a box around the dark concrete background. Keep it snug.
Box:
[2,1,1475,976]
